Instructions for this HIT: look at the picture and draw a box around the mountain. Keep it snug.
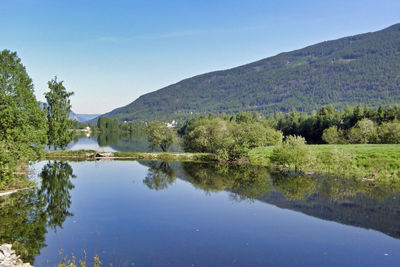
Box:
[69,112,100,122]
[104,23,400,121]
[39,102,98,122]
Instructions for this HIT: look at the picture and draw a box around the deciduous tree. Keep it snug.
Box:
[0,50,47,188]
[45,77,74,150]
[146,121,176,152]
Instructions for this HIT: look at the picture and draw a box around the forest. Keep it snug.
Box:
[103,23,400,122]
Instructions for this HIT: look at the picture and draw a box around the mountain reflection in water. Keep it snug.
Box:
[143,161,400,239]
[1,160,400,265]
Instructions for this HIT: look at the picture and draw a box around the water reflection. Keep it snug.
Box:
[143,161,400,238]
[2,160,400,265]
[68,132,183,152]
[143,161,176,190]
[0,161,75,263]
[0,190,47,263]
[38,161,76,229]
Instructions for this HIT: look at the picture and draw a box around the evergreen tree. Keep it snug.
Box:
[45,77,74,150]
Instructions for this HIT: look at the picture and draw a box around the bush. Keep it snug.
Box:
[377,121,400,144]
[271,135,314,172]
[348,118,377,144]
[322,126,346,144]
[182,115,283,161]
[316,148,356,176]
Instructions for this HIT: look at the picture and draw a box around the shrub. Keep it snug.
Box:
[377,121,400,144]
[271,135,314,172]
[322,126,346,144]
[348,118,377,144]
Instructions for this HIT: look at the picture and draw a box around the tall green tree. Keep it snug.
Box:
[45,77,74,150]
[146,121,176,152]
[0,50,47,188]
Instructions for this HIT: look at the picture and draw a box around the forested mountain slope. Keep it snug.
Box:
[105,23,400,121]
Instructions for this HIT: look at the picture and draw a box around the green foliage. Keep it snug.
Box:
[377,121,400,144]
[143,161,176,190]
[348,118,377,144]
[71,120,89,129]
[0,49,47,188]
[276,105,400,144]
[181,113,282,160]
[0,161,75,264]
[315,148,356,176]
[250,144,400,182]
[322,126,345,144]
[96,116,120,132]
[0,190,47,263]
[38,161,76,229]
[179,162,273,199]
[45,77,74,150]
[146,121,177,152]
[104,24,400,122]
[91,120,180,152]
[272,175,317,200]
[182,117,233,159]
[271,135,313,172]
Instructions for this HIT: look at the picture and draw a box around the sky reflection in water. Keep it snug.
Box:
[1,160,400,266]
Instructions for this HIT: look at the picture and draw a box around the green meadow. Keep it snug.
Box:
[249,144,400,182]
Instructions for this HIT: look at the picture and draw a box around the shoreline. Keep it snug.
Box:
[44,150,217,162]
[0,186,35,197]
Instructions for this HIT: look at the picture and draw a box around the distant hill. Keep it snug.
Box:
[69,112,100,122]
[40,102,98,123]
[103,23,400,121]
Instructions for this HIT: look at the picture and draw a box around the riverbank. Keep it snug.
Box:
[45,150,216,162]
[3,145,399,193]
[0,187,35,197]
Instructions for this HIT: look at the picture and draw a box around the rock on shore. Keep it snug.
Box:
[0,244,32,267]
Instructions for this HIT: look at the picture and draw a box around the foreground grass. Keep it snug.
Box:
[249,144,400,182]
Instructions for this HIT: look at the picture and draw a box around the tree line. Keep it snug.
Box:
[275,105,400,144]
[144,106,400,161]
[0,50,73,189]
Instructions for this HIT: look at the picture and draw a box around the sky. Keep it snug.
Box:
[1,0,400,114]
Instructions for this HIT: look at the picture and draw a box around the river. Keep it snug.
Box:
[1,160,400,266]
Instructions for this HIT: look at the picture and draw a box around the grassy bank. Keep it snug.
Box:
[44,150,216,162]
[249,144,400,182]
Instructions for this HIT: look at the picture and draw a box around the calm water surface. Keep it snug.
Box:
[1,160,400,266]
[67,133,182,152]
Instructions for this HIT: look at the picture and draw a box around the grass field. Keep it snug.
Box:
[249,144,400,181]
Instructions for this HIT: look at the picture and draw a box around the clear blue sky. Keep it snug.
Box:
[1,0,400,114]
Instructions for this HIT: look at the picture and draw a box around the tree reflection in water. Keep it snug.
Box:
[143,161,176,190]
[0,161,75,263]
[38,161,76,230]
[142,161,400,240]
[2,160,400,264]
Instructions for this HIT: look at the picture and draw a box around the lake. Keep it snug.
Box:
[67,133,183,152]
[1,160,400,266]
